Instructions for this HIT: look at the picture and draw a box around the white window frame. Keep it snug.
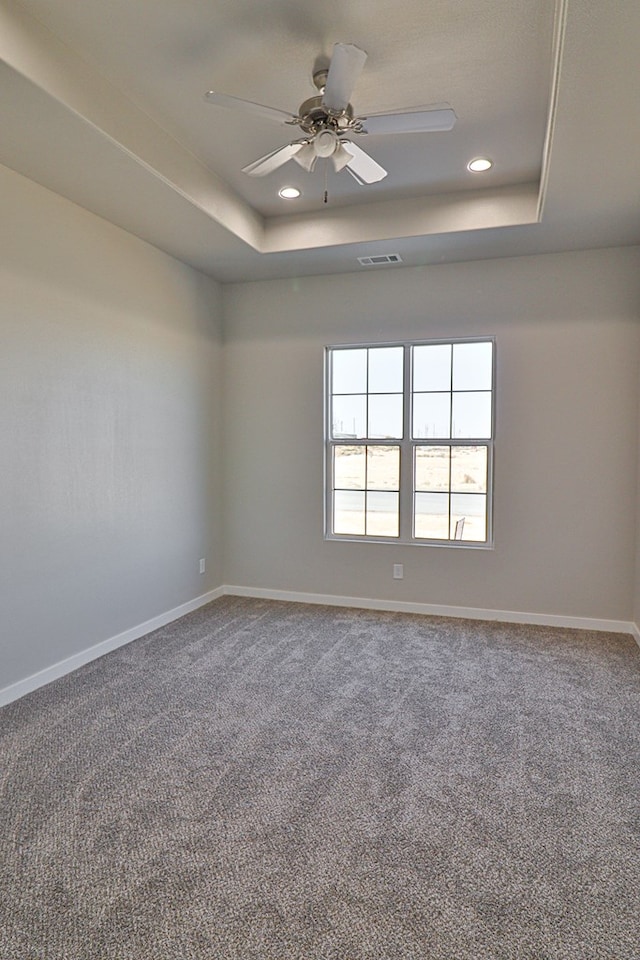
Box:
[324,336,495,548]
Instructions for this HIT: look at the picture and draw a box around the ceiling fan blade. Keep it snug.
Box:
[204,90,297,126]
[242,142,303,177]
[292,142,317,173]
[342,141,387,184]
[332,143,353,173]
[322,43,367,113]
[359,106,457,135]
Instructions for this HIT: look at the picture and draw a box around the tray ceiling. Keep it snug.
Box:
[1,0,639,281]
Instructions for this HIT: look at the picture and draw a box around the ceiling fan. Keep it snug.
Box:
[204,43,456,185]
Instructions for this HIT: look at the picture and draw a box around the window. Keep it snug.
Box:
[325,338,494,546]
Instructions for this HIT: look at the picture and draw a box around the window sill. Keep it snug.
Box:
[324,534,494,550]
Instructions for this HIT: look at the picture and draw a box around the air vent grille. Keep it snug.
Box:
[357,254,403,266]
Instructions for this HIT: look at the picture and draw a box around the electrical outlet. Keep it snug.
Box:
[393,564,404,579]
[199,558,206,574]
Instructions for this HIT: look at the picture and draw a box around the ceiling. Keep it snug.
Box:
[1,0,639,282]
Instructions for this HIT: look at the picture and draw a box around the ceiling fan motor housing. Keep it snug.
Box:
[297,96,355,136]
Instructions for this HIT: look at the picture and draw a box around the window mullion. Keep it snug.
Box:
[399,344,413,541]
[364,350,370,535]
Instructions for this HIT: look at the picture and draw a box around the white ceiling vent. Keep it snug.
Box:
[357,254,403,266]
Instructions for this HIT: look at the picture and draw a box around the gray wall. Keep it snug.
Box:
[636,409,640,626]
[1,166,224,690]
[222,248,640,622]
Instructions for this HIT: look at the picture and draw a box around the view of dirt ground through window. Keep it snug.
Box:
[333,444,488,539]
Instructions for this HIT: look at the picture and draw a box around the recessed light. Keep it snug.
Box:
[279,186,301,199]
[467,157,493,173]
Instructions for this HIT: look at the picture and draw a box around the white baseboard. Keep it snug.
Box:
[224,584,637,637]
[2,583,637,709]
[0,586,224,708]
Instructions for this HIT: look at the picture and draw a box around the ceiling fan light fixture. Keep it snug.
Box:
[293,142,318,172]
[467,157,493,172]
[314,129,339,158]
[279,186,301,199]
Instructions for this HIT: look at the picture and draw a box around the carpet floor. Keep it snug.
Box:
[1,596,639,959]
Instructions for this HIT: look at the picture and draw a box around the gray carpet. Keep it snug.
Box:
[1,596,639,959]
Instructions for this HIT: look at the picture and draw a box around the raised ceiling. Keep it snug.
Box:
[1,0,639,281]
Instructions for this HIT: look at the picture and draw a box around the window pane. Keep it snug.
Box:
[332,349,367,394]
[452,341,493,391]
[452,392,492,439]
[413,393,451,439]
[450,493,487,542]
[366,491,399,537]
[368,346,404,393]
[451,446,487,493]
[334,446,365,490]
[413,344,452,391]
[368,394,403,439]
[414,492,449,539]
[367,446,400,490]
[334,490,365,535]
[415,446,450,491]
[332,395,366,439]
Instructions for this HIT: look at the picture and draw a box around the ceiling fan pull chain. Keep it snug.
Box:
[324,159,329,204]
